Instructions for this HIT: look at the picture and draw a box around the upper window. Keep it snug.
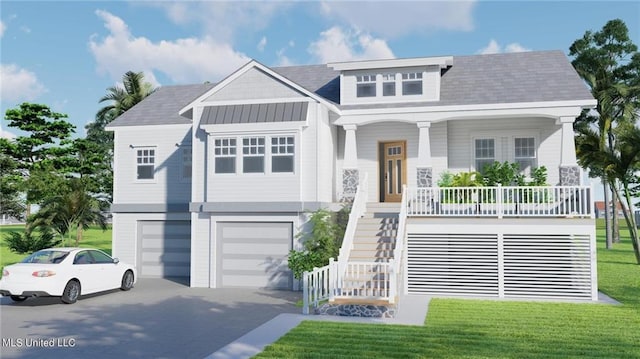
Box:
[382,74,396,97]
[136,148,155,180]
[182,147,192,180]
[474,138,495,174]
[514,137,536,174]
[402,72,423,95]
[89,250,114,264]
[214,138,236,174]
[271,136,295,173]
[356,74,376,98]
[243,137,265,173]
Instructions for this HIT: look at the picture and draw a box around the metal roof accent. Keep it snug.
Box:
[200,102,309,125]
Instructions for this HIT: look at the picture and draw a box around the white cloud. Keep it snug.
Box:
[0,64,47,102]
[257,36,267,52]
[0,21,5,37]
[0,127,17,140]
[320,1,476,38]
[144,2,288,43]
[308,26,394,63]
[478,39,531,55]
[89,10,250,85]
[20,25,30,34]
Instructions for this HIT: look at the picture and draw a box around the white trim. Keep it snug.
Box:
[334,102,594,126]
[201,121,307,134]
[106,123,192,131]
[179,60,340,116]
[199,97,316,106]
[329,56,453,71]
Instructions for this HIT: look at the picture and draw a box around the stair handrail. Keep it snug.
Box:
[389,184,408,303]
[337,172,369,278]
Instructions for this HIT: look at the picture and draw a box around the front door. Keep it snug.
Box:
[381,141,406,202]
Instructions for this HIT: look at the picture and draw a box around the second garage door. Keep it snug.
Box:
[138,221,191,278]
[217,222,292,289]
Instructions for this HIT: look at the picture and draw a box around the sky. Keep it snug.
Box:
[1,0,638,141]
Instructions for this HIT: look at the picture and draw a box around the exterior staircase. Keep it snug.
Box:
[339,202,401,301]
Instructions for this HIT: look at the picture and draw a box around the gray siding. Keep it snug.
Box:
[205,67,304,102]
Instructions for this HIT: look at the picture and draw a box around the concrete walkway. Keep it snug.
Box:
[207,294,432,359]
[207,291,621,359]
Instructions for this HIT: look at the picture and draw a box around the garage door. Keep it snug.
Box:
[217,222,292,289]
[138,221,191,277]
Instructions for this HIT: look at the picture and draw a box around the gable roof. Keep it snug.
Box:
[340,50,594,110]
[106,50,593,127]
[106,83,215,128]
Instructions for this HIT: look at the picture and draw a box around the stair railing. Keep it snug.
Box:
[389,185,408,303]
[336,172,369,279]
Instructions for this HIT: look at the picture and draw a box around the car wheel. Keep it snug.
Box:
[61,280,80,304]
[121,270,134,291]
[10,295,27,302]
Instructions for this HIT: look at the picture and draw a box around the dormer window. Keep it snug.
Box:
[356,75,376,97]
[402,72,423,95]
[382,74,396,96]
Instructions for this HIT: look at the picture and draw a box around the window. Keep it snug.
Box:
[514,137,536,173]
[356,74,376,97]
[182,147,192,179]
[136,148,155,180]
[243,137,265,173]
[382,74,396,96]
[271,136,295,173]
[214,138,236,174]
[402,72,423,95]
[475,138,495,173]
[89,250,114,264]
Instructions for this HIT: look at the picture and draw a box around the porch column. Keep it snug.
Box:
[342,124,359,200]
[557,116,580,185]
[416,122,433,187]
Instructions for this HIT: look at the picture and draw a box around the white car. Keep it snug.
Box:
[0,247,136,304]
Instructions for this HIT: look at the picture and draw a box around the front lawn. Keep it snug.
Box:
[257,221,640,359]
[0,225,113,269]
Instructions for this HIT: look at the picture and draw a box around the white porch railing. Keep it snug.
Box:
[388,185,408,303]
[302,173,369,315]
[406,185,593,218]
[336,173,369,277]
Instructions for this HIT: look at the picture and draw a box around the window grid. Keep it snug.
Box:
[383,74,396,96]
[401,72,423,95]
[214,138,236,174]
[182,147,192,179]
[514,137,536,173]
[136,148,155,180]
[271,136,295,173]
[475,139,495,173]
[243,137,265,173]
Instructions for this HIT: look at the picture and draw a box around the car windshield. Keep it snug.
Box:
[21,250,70,264]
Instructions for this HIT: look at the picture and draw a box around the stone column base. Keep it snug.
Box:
[416,167,433,188]
[342,169,359,202]
[559,165,580,185]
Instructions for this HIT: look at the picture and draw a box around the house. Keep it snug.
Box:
[594,201,625,219]
[106,50,598,306]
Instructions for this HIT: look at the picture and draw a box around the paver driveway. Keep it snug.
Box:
[0,278,300,359]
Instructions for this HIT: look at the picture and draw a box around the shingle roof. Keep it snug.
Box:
[340,50,594,110]
[106,50,593,127]
[106,83,215,128]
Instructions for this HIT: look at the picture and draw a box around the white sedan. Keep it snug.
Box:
[0,247,136,304]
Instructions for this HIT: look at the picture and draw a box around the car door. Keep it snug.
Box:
[72,250,102,294]
[88,250,122,291]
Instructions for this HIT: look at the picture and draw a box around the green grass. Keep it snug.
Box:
[0,225,113,269]
[256,221,640,359]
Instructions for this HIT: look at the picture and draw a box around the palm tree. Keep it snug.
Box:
[31,178,108,246]
[96,71,156,123]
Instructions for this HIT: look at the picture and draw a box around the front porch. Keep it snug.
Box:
[302,182,597,316]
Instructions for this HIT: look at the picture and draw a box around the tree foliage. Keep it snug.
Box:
[4,228,60,254]
[288,208,349,279]
[570,18,640,260]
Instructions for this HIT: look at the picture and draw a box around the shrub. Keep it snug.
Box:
[5,227,61,254]
[437,171,455,187]
[288,207,348,279]
[482,161,523,186]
